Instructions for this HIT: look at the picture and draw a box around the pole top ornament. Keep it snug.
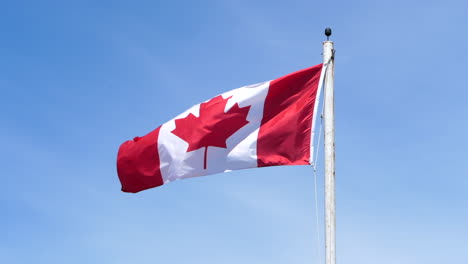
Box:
[325,27,332,41]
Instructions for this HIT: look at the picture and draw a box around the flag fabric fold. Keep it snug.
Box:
[117,63,324,193]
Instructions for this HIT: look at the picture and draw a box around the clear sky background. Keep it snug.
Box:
[2,0,467,263]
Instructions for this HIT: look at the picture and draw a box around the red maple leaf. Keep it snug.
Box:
[171,95,251,169]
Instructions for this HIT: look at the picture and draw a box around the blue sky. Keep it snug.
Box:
[2,0,467,263]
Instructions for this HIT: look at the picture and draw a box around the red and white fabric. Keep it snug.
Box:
[117,63,325,193]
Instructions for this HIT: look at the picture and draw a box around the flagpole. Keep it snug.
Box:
[323,27,336,264]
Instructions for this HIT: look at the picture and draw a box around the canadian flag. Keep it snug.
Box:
[117,63,325,193]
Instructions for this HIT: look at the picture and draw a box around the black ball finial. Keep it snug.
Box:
[325,27,332,40]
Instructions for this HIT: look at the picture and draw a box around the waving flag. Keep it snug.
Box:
[117,63,325,193]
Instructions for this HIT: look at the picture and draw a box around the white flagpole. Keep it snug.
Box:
[323,28,336,264]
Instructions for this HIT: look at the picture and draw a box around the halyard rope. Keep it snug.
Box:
[312,79,326,263]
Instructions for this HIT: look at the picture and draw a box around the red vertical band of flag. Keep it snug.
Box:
[117,127,164,192]
[257,64,322,167]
